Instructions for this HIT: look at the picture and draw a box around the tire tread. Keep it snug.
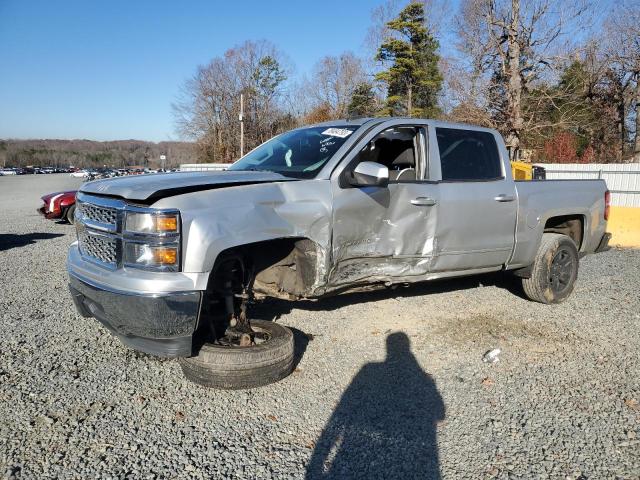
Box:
[179,320,294,389]
[521,233,578,304]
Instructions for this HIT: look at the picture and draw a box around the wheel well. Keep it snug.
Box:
[211,238,321,300]
[543,215,584,249]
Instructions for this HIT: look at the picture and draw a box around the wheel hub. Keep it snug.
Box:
[216,328,271,347]
[209,255,270,348]
[549,247,575,294]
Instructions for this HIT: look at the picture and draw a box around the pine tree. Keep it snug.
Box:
[347,83,378,117]
[375,2,442,117]
[252,56,287,101]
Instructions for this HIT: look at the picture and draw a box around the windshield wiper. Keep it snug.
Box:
[234,167,298,179]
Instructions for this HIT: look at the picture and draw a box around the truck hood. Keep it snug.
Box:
[79,170,298,203]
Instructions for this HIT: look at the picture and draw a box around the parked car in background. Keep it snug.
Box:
[70,170,89,178]
[39,190,77,224]
[0,168,18,175]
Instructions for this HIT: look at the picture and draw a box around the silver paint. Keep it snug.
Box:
[68,118,609,298]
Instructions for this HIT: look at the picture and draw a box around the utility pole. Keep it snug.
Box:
[239,93,244,158]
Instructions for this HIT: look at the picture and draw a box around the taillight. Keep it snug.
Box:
[604,190,610,221]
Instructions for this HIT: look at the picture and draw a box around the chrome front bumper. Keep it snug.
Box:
[69,272,202,357]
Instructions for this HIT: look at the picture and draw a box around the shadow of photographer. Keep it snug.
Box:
[306,332,445,480]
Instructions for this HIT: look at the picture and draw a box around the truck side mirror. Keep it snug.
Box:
[349,161,389,188]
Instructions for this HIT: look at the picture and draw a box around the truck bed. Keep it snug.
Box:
[509,179,608,268]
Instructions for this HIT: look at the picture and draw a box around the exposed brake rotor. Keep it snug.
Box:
[212,256,269,347]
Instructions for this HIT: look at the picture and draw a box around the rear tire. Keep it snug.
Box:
[65,204,76,224]
[522,233,579,304]
[179,320,294,389]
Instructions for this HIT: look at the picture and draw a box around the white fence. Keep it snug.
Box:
[178,161,640,207]
[538,163,640,207]
[180,163,229,172]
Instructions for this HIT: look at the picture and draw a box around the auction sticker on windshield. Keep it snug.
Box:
[321,128,353,138]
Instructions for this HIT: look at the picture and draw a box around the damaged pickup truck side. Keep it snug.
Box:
[67,118,611,389]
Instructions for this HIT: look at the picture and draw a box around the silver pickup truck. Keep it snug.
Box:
[67,118,611,389]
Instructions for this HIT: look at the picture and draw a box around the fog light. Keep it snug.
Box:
[152,247,177,265]
[124,243,179,271]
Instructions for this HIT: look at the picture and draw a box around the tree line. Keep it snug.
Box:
[175,0,640,164]
[0,139,194,169]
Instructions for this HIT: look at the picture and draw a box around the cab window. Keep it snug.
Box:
[436,128,502,181]
[353,127,422,182]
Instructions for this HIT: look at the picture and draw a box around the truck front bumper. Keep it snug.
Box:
[68,273,202,357]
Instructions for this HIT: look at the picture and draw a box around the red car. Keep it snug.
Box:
[38,191,77,224]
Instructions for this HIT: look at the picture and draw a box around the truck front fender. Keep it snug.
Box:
[153,180,334,292]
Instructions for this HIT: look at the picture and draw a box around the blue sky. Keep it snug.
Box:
[0,0,611,142]
[0,0,404,142]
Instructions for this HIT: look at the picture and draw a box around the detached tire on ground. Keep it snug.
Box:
[522,233,579,304]
[179,320,294,389]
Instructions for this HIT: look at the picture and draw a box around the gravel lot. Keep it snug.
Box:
[1,174,639,479]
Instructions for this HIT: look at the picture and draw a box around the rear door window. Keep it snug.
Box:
[436,128,502,181]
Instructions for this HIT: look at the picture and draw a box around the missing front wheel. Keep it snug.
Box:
[204,253,264,347]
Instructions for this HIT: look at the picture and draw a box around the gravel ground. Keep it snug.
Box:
[1,174,639,479]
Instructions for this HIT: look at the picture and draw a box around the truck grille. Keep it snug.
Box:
[74,192,180,271]
[77,202,118,227]
[75,194,125,269]
[78,230,118,266]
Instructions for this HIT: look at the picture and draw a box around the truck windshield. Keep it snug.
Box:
[228,126,358,179]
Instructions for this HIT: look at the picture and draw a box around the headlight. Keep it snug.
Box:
[123,243,179,271]
[125,212,179,234]
[123,209,181,272]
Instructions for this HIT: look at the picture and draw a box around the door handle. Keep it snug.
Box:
[411,197,437,206]
[494,194,515,202]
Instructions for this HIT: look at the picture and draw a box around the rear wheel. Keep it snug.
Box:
[522,233,579,304]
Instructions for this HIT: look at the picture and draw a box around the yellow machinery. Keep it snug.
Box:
[511,161,546,181]
[511,161,533,180]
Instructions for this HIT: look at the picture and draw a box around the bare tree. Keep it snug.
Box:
[442,56,497,127]
[602,0,640,160]
[456,0,591,159]
[173,40,292,162]
[364,0,404,70]
[303,52,367,119]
